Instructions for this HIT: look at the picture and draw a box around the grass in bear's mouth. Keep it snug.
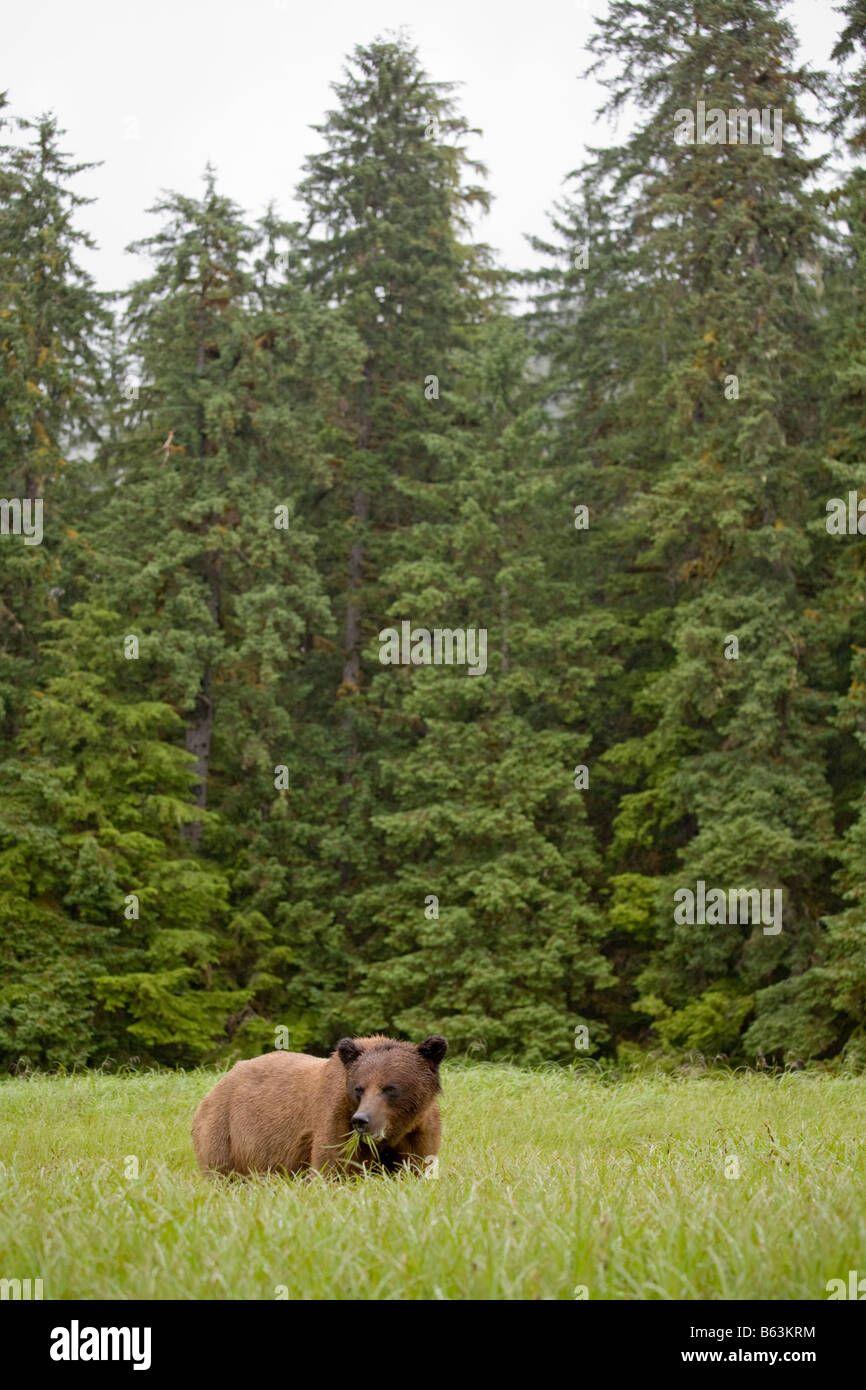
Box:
[338,1129,383,1166]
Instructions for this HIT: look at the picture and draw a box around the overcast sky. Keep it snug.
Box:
[3,0,845,293]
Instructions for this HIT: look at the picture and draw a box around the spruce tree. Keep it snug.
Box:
[537,0,836,1059]
[57,172,341,1057]
[287,35,501,1044]
[0,603,239,1066]
[790,0,866,1066]
[350,316,611,1060]
[0,106,109,755]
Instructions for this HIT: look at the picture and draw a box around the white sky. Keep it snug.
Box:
[2,0,845,293]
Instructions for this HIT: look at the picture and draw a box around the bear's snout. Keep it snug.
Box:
[352,1111,371,1133]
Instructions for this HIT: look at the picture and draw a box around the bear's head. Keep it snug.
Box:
[336,1034,448,1144]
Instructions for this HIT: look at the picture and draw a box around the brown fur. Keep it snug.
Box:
[191,1034,447,1178]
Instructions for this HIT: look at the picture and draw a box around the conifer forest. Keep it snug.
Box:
[5,0,866,1078]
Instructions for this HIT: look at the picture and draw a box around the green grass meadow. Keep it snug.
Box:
[1,1065,863,1300]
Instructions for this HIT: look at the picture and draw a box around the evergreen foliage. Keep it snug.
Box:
[2,17,866,1069]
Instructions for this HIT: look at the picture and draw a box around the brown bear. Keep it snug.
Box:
[191,1033,447,1177]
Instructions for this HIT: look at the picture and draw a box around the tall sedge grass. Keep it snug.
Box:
[0,1065,862,1300]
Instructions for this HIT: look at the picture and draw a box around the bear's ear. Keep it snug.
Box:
[417,1035,448,1067]
[337,1037,362,1066]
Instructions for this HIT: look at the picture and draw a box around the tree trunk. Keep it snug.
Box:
[339,356,374,697]
[181,545,219,846]
[341,487,369,692]
[182,277,219,846]
[337,357,374,882]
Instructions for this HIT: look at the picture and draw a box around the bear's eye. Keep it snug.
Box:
[353,1085,363,1101]
[382,1084,398,1098]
